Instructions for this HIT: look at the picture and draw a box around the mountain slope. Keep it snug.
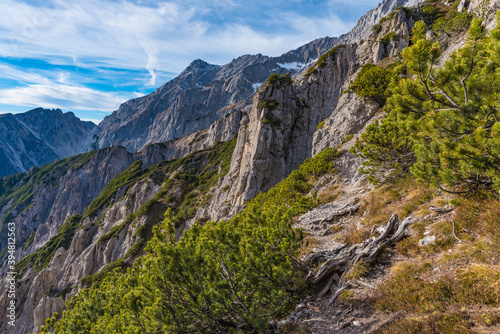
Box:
[0,109,95,177]
[0,113,59,177]
[0,0,450,333]
[89,38,339,152]
[89,0,424,155]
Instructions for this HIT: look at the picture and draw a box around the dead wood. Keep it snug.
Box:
[306,214,413,305]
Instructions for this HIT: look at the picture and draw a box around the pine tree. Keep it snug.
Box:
[354,14,500,192]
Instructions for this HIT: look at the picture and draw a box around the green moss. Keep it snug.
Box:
[316,120,326,130]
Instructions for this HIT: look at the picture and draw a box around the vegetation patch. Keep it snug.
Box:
[346,63,392,104]
[41,147,341,333]
[380,32,399,45]
[304,44,344,76]
[374,262,500,313]
[258,99,279,110]
[263,112,282,128]
[316,119,325,130]
[15,214,82,274]
[267,73,293,87]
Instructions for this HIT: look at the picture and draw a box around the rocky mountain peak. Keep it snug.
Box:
[0,108,96,177]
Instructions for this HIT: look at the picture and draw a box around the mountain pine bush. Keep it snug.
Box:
[40,148,339,333]
[353,14,500,193]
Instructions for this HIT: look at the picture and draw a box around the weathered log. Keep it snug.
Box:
[309,214,413,291]
[318,273,339,297]
[429,205,455,214]
[327,282,350,307]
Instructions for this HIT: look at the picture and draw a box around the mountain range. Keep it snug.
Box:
[0,0,421,178]
[2,0,499,333]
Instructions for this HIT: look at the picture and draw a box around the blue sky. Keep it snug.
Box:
[0,0,381,124]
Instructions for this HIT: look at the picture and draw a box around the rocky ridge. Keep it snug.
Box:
[88,0,424,154]
[0,109,95,177]
[198,7,417,223]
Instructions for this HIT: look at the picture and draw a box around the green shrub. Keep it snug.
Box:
[263,112,282,128]
[258,99,279,110]
[15,214,82,274]
[316,119,326,130]
[347,63,392,104]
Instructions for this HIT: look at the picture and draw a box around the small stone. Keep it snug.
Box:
[353,320,362,327]
[295,303,306,311]
[418,235,436,247]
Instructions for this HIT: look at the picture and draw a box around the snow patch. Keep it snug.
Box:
[253,83,263,91]
[277,62,305,71]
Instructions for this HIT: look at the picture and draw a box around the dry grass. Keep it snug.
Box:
[343,261,370,281]
[317,184,342,204]
[374,262,500,313]
[279,323,312,334]
[309,171,500,334]
[298,234,321,257]
[342,176,434,246]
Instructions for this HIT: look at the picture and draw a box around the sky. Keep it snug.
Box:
[0,0,381,124]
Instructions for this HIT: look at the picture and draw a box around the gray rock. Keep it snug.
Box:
[312,91,379,156]
[0,108,96,177]
[418,235,436,247]
[89,39,340,153]
[457,0,468,12]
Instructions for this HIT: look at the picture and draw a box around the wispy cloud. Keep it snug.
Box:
[0,81,127,111]
[0,0,380,119]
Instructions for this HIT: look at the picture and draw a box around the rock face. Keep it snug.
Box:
[89,0,423,155]
[136,109,245,168]
[0,146,136,266]
[0,108,95,177]
[0,0,423,180]
[89,38,339,153]
[0,113,59,177]
[199,8,417,222]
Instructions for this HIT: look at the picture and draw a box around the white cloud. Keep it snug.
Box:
[0,81,127,112]
[0,0,363,76]
[0,0,380,118]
